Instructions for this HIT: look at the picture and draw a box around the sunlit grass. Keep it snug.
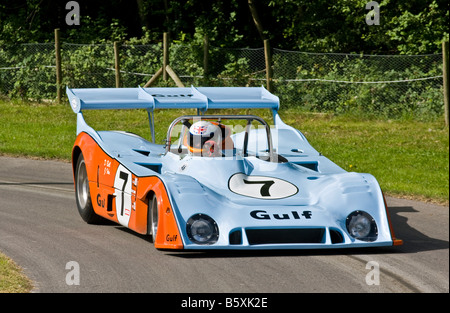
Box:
[0,252,33,293]
[280,110,449,204]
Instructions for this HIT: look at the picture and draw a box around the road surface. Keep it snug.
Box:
[0,156,448,293]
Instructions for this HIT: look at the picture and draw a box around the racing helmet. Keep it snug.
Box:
[185,121,221,156]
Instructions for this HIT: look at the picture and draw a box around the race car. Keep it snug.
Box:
[67,86,402,250]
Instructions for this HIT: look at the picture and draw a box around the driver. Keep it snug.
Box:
[184,121,222,157]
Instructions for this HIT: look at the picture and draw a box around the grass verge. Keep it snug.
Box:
[0,251,33,293]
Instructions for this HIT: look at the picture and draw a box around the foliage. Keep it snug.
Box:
[385,0,450,54]
[0,0,448,54]
[62,43,115,89]
[273,51,444,119]
[266,0,449,54]
[0,44,55,100]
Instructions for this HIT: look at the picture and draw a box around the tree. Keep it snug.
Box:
[0,0,448,53]
[248,0,266,41]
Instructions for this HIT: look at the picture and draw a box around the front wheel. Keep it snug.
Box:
[75,154,102,224]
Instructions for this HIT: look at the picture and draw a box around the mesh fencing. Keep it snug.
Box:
[120,43,162,87]
[62,43,115,89]
[0,43,56,99]
[271,49,444,117]
[205,47,266,87]
[0,41,444,118]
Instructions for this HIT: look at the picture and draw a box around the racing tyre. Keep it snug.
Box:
[75,154,102,224]
[148,195,159,242]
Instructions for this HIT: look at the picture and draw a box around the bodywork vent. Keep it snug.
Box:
[245,228,325,245]
[329,228,344,244]
[229,229,242,245]
[293,162,318,171]
[135,163,162,173]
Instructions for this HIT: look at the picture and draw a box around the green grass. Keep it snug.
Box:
[279,111,449,204]
[0,99,76,160]
[0,252,33,293]
[1,99,448,205]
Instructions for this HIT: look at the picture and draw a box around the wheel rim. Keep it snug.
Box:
[151,196,158,237]
[76,160,89,209]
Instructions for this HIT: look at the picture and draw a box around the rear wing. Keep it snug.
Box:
[66,86,279,114]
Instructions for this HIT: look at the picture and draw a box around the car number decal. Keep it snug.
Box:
[114,165,132,226]
[228,173,298,199]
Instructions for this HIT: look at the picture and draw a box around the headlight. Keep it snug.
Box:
[186,214,219,245]
[346,211,378,242]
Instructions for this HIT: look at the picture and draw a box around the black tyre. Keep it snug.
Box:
[75,154,102,224]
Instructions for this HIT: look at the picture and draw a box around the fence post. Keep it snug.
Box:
[166,65,185,87]
[163,32,169,81]
[114,41,121,88]
[443,41,449,126]
[264,39,273,92]
[54,29,62,103]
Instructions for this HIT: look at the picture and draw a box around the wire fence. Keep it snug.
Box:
[0,41,444,119]
[272,49,443,117]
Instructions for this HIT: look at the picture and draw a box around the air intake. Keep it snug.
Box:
[245,228,325,245]
[229,229,242,245]
[329,228,344,244]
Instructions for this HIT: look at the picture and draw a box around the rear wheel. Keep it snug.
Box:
[148,195,159,242]
[75,154,102,224]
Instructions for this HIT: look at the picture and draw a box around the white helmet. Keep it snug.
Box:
[186,121,220,156]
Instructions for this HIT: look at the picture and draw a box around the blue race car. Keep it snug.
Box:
[67,86,402,250]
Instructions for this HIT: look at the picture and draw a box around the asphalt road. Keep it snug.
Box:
[0,156,448,293]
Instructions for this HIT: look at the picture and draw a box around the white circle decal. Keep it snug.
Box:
[228,173,298,199]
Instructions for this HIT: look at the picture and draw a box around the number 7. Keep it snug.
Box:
[243,179,275,197]
[119,171,128,216]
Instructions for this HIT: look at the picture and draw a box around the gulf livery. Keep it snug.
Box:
[67,86,402,250]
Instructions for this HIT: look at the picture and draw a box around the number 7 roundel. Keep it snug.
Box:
[228,173,298,199]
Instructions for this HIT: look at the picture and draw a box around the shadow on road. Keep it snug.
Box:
[388,206,449,254]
